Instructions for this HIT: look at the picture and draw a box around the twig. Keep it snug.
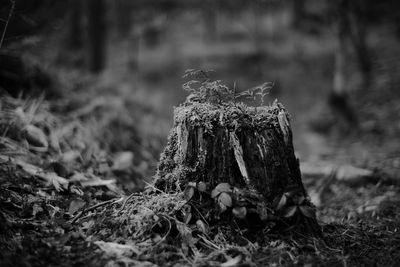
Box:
[117,192,140,214]
[0,0,15,49]
[144,180,165,194]
[153,214,172,247]
[138,213,172,256]
[70,197,124,224]
[190,204,209,226]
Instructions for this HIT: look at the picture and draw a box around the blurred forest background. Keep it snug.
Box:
[1,0,400,185]
[2,0,400,266]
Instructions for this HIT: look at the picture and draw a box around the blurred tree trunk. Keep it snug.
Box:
[129,31,141,75]
[86,0,106,73]
[68,0,83,49]
[115,0,132,37]
[329,0,358,127]
[202,0,219,43]
[253,1,260,39]
[333,7,347,97]
[251,0,264,79]
[330,0,372,89]
[0,52,55,98]
[292,0,306,28]
[348,0,372,87]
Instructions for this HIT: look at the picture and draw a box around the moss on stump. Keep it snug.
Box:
[155,99,320,235]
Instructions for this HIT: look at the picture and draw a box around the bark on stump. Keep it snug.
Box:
[155,100,319,234]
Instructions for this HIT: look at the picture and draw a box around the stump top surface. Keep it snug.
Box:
[174,100,286,130]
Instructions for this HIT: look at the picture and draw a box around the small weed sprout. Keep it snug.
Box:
[235,81,274,105]
[182,69,273,105]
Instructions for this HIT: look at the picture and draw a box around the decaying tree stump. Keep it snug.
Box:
[155,97,319,234]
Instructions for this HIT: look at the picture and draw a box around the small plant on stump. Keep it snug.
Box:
[154,69,320,239]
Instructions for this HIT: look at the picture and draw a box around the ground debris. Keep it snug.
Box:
[1,78,400,266]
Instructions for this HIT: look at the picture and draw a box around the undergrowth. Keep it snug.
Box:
[1,71,400,266]
[79,185,400,266]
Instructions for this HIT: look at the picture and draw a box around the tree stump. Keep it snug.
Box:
[155,99,319,235]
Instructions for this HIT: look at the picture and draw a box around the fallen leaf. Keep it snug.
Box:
[336,165,374,185]
[221,255,242,267]
[215,183,231,193]
[197,182,207,192]
[257,203,269,220]
[152,234,162,243]
[60,150,81,163]
[81,178,116,187]
[184,186,195,201]
[49,173,68,191]
[282,206,297,218]
[284,186,303,196]
[81,175,121,193]
[106,259,156,267]
[300,161,335,179]
[356,193,395,214]
[81,220,95,230]
[111,151,134,171]
[54,227,65,235]
[49,161,69,178]
[293,195,305,205]
[68,199,86,215]
[219,192,232,207]
[98,161,110,174]
[32,203,43,217]
[69,185,83,196]
[232,206,247,219]
[49,131,60,151]
[94,241,140,257]
[184,212,192,224]
[15,159,69,191]
[211,188,220,199]
[219,202,227,212]
[196,220,208,234]
[299,205,316,219]
[308,189,322,208]
[24,124,48,150]
[188,182,197,187]
[69,172,88,182]
[211,183,232,198]
[301,162,375,186]
[275,194,287,210]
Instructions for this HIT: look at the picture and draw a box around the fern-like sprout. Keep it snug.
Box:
[182,69,273,106]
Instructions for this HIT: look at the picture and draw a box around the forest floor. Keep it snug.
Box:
[1,70,400,266]
[1,10,400,267]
